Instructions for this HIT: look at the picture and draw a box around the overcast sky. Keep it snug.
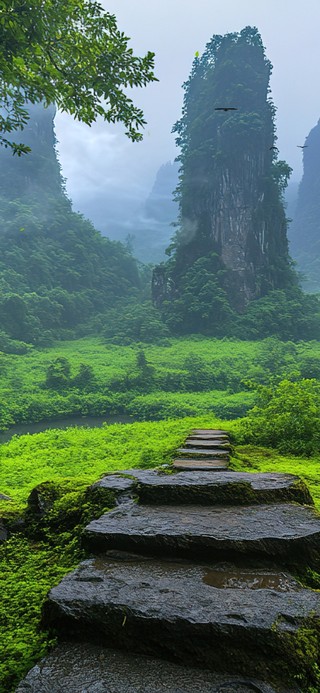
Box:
[54,0,320,218]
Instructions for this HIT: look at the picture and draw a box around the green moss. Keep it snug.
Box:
[0,473,120,693]
[291,623,320,691]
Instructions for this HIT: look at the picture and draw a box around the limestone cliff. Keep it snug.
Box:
[153,27,295,319]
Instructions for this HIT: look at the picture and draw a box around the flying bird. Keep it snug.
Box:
[297,145,308,149]
[215,107,238,112]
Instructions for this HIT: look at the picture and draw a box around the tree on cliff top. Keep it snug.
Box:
[0,0,156,154]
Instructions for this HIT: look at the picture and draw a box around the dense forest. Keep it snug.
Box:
[0,103,144,349]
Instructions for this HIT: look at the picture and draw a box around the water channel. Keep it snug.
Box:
[0,414,136,444]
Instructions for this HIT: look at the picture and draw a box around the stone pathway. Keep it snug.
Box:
[173,428,230,470]
[16,429,320,693]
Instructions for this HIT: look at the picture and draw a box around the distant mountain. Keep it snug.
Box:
[71,161,179,266]
[288,120,320,293]
[144,161,179,223]
[0,104,140,347]
[128,161,179,264]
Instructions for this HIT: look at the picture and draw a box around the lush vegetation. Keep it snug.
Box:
[0,104,145,348]
[2,335,320,431]
[153,27,320,339]
[0,0,156,154]
[0,102,318,350]
[0,417,206,692]
[1,15,320,693]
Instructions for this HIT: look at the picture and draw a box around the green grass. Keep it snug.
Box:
[1,334,320,429]
[0,416,228,506]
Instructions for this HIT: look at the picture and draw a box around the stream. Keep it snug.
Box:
[0,414,136,444]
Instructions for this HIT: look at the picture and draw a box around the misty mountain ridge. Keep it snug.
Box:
[287,119,320,293]
[73,160,179,265]
[0,103,141,349]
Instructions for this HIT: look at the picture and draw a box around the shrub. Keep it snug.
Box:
[240,379,320,455]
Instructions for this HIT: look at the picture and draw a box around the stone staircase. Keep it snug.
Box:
[173,428,230,470]
[16,430,320,693]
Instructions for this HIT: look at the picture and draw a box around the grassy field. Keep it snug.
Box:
[0,335,319,428]
[0,416,319,509]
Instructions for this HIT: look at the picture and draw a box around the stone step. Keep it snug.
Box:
[42,555,318,688]
[82,502,320,567]
[190,434,229,440]
[185,439,231,448]
[93,469,313,506]
[173,459,230,471]
[192,429,229,435]
[177,447,230,458]
[15,641,294,693]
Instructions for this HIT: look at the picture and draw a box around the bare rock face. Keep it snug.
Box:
[0,519,8,542]
[15,642,292,693]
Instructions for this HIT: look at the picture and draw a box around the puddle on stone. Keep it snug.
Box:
[203,569,298,591]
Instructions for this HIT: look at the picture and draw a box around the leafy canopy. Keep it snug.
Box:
[0,0,156,153]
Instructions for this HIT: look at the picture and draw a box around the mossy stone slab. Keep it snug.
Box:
[92,470,312,506]
[172,459,230,471]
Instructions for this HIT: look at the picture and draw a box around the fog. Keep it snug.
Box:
[54,0,320,250]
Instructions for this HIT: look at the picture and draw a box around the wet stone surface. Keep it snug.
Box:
[42,555,319,684]
[83,502,320,566]
[189,433,229,439]
[202,568,299,591]
[172,459,229,471]
[177,448,230,457]
[185,439,231,448]
[15,642,292,693]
